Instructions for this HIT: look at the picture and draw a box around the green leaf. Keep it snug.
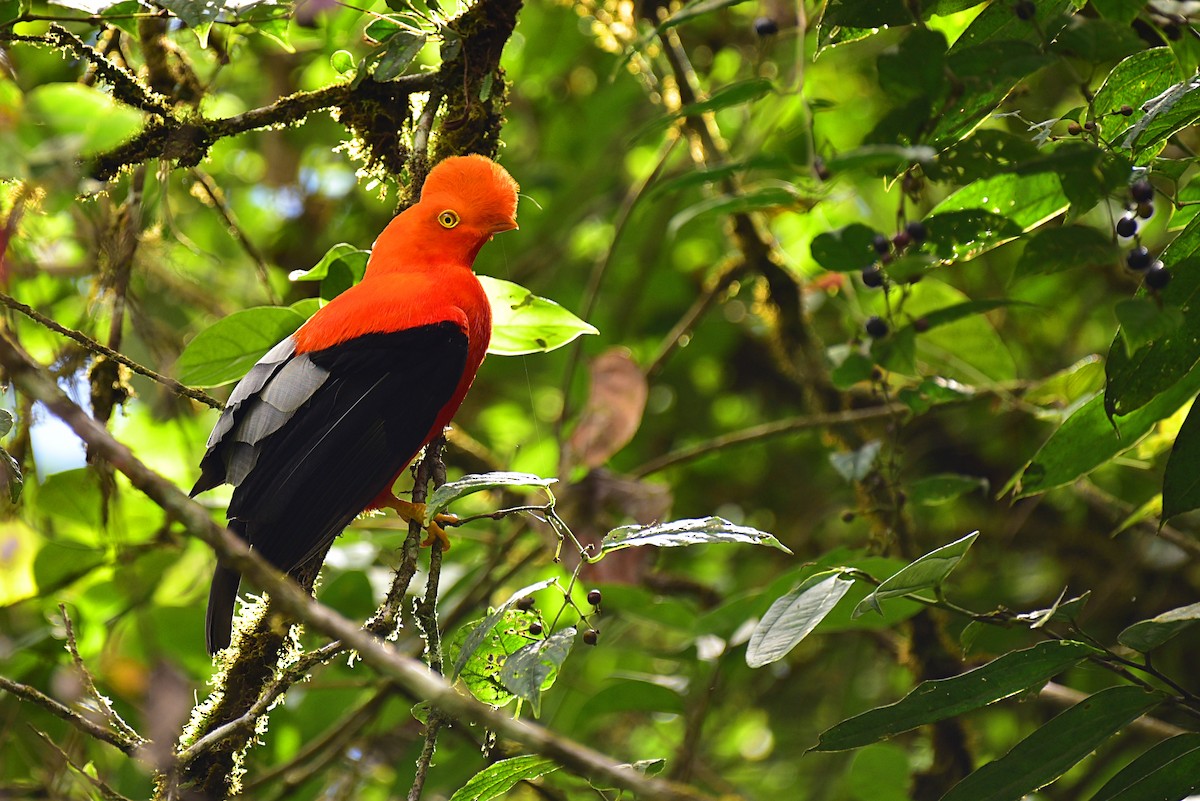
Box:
[1049,17,1144,63]
[928,172,1069,259]
[1016,360,1200,497]
[373,30,426,82]
[331,50,355,74]
[922,210,1024,263]
[448,755,560,801]
[1164,401,1200,520]
[853,531,978,617]
[1122,75,1200,153]
[479,276,599,356]
[1105,255,1200,419]
[829,440,882,483]
[0,409,13,437]
[34,468,102,533]
[897,299,1033,335]
[907,473,987,506]
[1017,225,1119,276]
[1117,601,1200,652]
[499,627,575,716]
[450,578,558,682]
[948,0,1071,53]
[425,471,557,524]
[877,28,947,103]
[1093,47,1183,124]
[448,608,541,706]
[1114,298,1184,355]
[814,641,1101,751]
[923,129,1039,184]
[1091,0,1148,25]
[177,307,307,388]
[158,0,224,29]
[1090,734,1200,801]
[940,686,1164,801]
[1024,356,1105,409]
[288,243,370,282]
[27,84,143,158]
[600,516,792,556]
[578,679,684,719]
[746,571,854,668]
[930,41,1054,145]
[811,223,879,272]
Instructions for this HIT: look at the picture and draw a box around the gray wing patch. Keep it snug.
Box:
[204,337,298,449]
[259,356,330,412]
[224,441,261,486]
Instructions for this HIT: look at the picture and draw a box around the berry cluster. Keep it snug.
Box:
[518,588,602,646]
[1118,178,1171,291]
[861,221,928,339]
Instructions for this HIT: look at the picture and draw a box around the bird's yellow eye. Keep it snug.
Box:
[437,209,460,229]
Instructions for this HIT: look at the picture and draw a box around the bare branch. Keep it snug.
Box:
[0,676,138,755]
[0,290,222,409]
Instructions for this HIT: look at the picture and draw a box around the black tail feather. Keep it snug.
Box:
[206,564,241,655]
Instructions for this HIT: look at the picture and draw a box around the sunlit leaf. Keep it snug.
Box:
[480,276,599,356]
[424,471,557,523]
[1117,601,1200,652]
[1090,734,1200,801]
[450,578,558,681]
[177,307,307,387]
[448,755,560,801]
[746,571,854,668]
[600,516,792,556]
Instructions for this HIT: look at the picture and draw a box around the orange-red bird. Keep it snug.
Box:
[192,155,519,654]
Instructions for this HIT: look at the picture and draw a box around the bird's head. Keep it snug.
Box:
[419,154,520,245]
[368,154,520,274]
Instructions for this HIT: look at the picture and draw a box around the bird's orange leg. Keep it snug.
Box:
[376,493,458,550]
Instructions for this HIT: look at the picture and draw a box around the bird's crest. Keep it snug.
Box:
[420,154,520,225]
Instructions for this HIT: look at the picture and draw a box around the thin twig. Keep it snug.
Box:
[31,727,136,801]
[189,169,279,304]
[0,676,138,755]
[60,605,147,748]
[630,404,906,477]
[0,332,720,801]
[644,261,743,379]
[0,290,222,409]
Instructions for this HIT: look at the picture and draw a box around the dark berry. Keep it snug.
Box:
[865,316,889,339]
[872,233,891,255]
[1145,264,1171,290]
[1116,215,1138,238]
[1067,121,1083,135]
[1119,104,1134,117]
[861,265,884,288]
[813,158,830,181]
[583,629,599,646]
[913,317,930,333]
[880,252,895,265]
[1083,121,1096,132]
[841,510,855,523]
[1137,202,1154,220]
[870,366,883,381]
[1014,0,1036,20]
[1127,246,1153,271]
[587,589,602,606]
[516,596,535,611]
[529,621,543,636]
[1131,178,1154,203]
[905,221,928,242]
[892,230,912,250]
[753,16,779,36]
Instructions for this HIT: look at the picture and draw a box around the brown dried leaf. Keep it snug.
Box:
[565,348,647,470]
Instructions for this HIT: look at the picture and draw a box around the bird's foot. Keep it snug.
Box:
[383,497,458,551]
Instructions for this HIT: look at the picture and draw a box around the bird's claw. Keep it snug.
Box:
[383,497,457,551]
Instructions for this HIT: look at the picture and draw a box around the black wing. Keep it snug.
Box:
[195,322,468,652]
